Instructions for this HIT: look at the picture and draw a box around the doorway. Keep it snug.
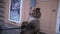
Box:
[56,0,60,34]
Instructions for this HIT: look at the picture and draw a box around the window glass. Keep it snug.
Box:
[30,0,36,9]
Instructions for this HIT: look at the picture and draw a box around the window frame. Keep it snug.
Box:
[8,0,23,23]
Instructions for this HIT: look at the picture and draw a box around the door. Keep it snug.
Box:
[36,0,58,34]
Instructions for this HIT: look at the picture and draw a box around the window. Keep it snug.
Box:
[9,0,23,23]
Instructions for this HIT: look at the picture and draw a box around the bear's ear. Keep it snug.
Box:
[36,8,40,11]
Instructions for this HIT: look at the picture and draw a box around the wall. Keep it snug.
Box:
[0,0,5,26]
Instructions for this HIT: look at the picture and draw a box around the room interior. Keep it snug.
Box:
[0,0,59,34]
